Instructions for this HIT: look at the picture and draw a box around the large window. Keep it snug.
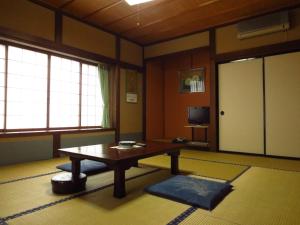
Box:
[7,46,48,129]
[0,45,5,129]
[50,56,80,128]
[0,44,104,131]
[81,64,103,126]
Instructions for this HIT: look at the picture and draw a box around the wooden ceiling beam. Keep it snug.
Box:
[34,0,73,8]
[60,0,75,9]
[82,0,123,19]
[30,0,144,46]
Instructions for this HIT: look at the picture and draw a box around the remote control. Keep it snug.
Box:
[136,143,147,147]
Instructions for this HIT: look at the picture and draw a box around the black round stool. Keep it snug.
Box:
[51,172,87,194]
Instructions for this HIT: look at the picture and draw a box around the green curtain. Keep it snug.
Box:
[98,64,110,128]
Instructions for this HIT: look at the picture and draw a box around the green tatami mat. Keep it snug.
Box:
[180,149,300,171]
[180,213,238,225]
[0,157,69,183]
[180,167,300,225]
[0,167,156,218]
[8,170,189,225]
[139,155,248,181]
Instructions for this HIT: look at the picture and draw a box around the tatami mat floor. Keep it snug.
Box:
[180,167,300,225]
[0,157,69,183]
[0,149,299,225]
[139,155,248,181]
[180,149,300,171]
[0,167,157,218]
[7,170,189,225]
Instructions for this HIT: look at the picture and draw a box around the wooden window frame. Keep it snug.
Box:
[0,41,104,134]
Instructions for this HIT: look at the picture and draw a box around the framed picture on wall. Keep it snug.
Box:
[126,70,138,103]
[178,67,205,93]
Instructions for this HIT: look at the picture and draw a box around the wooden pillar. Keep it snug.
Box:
[115,37,121,143]
[209,29,217,151]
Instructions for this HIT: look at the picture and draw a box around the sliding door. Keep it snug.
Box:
[218,59,264,154]
[265,52,300,158]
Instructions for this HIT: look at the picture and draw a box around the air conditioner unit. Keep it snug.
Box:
[237,11,290,39]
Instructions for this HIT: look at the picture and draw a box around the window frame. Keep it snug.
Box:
[0,41,103,133]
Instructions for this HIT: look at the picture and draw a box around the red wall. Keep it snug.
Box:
[146,59,164,140]
[146,48,211,141]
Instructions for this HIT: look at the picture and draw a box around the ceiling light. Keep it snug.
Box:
[125,0,153,6]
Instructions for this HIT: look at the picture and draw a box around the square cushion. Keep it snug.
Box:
[145,175,232,210]
[57,160,109,175]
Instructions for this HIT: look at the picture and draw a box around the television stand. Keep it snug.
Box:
[184,124,209,147]
[184,124,208,141]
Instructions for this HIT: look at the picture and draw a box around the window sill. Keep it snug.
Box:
[0,128,115,138]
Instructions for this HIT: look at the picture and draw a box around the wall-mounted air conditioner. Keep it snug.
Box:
[237,11,290,39]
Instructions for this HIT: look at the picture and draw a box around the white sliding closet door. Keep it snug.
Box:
[265,52,300,158]
[219,58,264,154]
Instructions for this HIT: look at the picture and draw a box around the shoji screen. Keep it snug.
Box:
[218,58,264,154]
[265,52,300,158]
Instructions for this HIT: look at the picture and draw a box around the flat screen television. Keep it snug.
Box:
[187,106,210,125]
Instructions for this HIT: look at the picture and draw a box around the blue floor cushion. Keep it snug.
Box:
[57,160,109,175]
[145,175,232,210]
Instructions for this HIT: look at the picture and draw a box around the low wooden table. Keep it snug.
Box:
[58,141,182,198]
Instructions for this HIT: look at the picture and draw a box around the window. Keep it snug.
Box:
[81,64,103,126]
[0,45,5,129]
[50,56,80,128]
[0,43,105,131]
[7,46,48,129]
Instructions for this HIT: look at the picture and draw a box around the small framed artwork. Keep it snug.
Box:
[126,70,138,103]
[178,67,205,93]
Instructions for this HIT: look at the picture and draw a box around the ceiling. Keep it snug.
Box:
[35,0,300,45]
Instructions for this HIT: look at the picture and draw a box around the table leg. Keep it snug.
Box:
[114,166,126,198]
[170,151,180,175]
[71,157,81,184]
[191,127,195,141]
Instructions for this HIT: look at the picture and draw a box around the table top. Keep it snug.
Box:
[58,141,183,164]
[184,124,208,128]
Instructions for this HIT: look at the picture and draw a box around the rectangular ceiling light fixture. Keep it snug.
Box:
[125,0,153,6]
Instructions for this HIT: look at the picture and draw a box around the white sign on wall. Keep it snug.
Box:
[126,93,138,103]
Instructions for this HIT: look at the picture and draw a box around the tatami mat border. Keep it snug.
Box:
[2,168,161,223]
[167,207,197,225]
[177,155,251,182]
[0,219,8,225]
[179,155,300,173]
[180,156,248,167]
[0,171,61,185]
[229,166,251,182]
[176,210,243,225]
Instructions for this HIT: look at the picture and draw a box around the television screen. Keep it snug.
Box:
[188,106,210,125]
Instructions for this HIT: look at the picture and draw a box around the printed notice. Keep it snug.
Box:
[126,93,138,103]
